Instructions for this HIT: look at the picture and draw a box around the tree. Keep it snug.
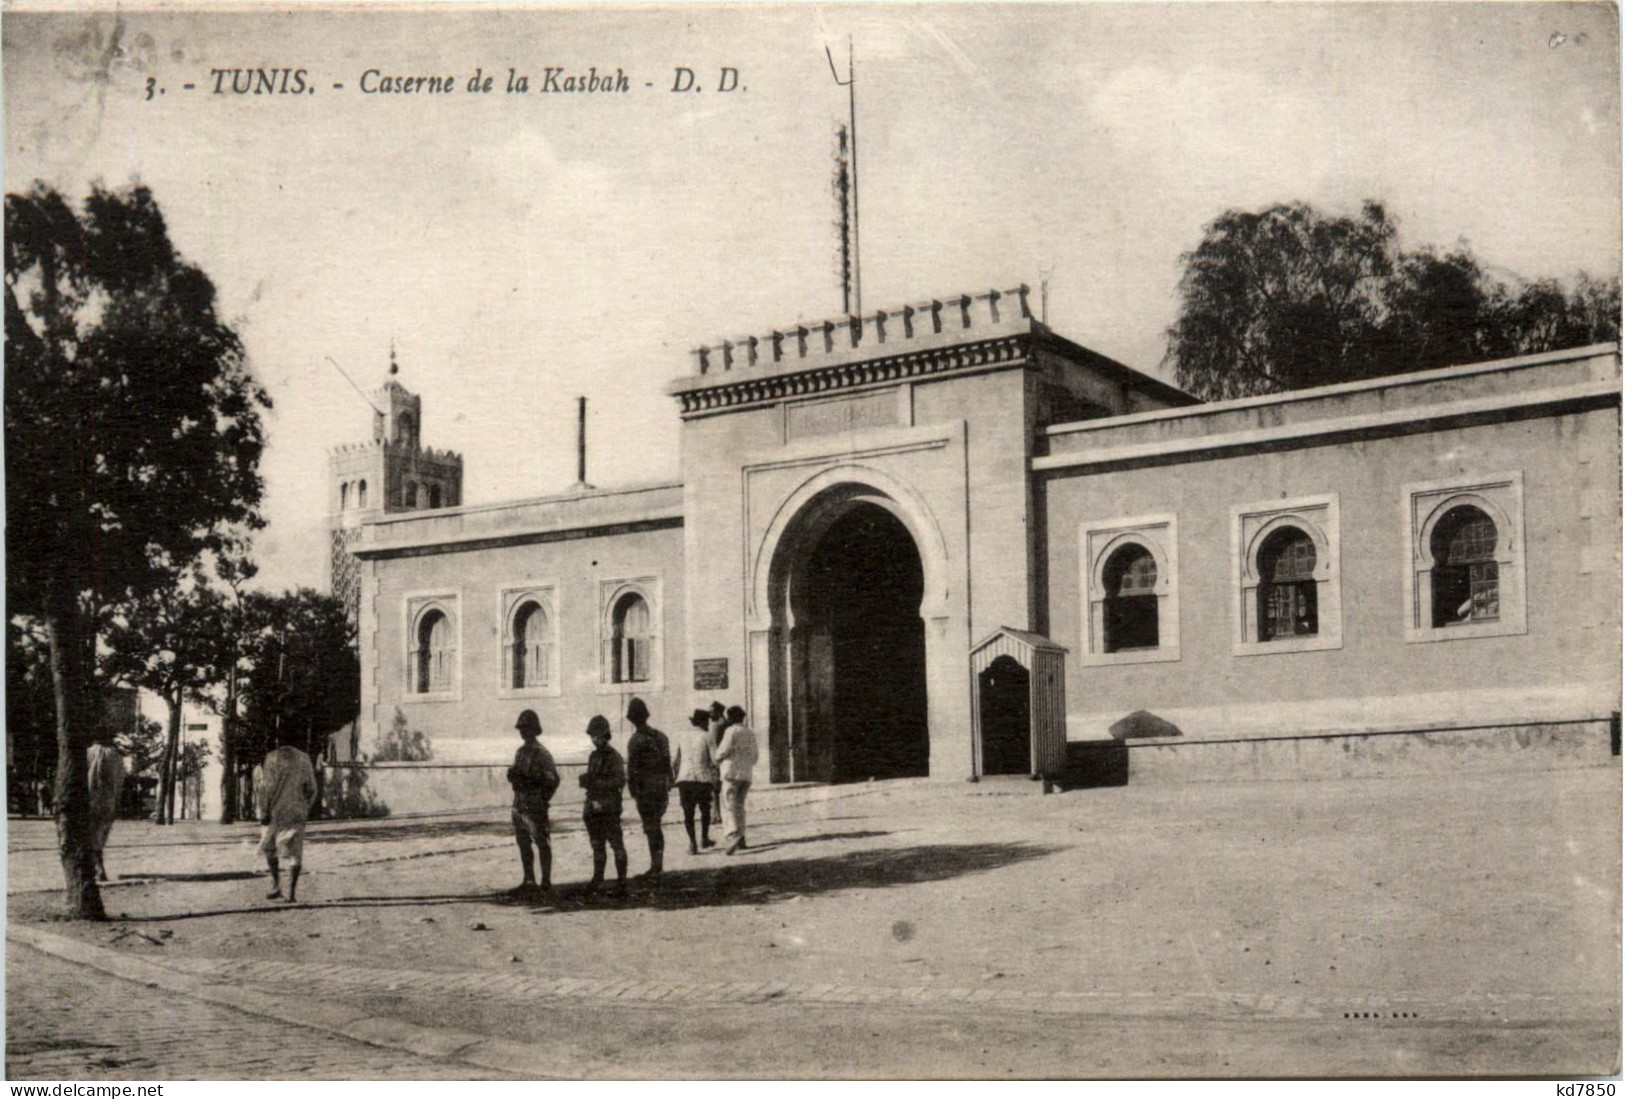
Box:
[209,538,258,823]
[102,569,232,825]
[1164,200,1622,399]
[6,620,59,814]
[239,589,360,818]
[5,183,270,918]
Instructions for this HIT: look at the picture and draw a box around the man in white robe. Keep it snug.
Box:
[86,735,126,882]
[256,741,317,903]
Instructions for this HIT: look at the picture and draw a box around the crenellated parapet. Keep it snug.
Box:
[328,439,463,464]
[667,286,1036,416]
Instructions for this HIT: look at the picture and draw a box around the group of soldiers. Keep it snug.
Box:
[82,697,762,906]
[509,698,759,900]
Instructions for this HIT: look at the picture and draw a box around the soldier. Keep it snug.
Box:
[624,697,672,884]
[579,715,629,900]
[257,736,318,903]
[506,709,560,897]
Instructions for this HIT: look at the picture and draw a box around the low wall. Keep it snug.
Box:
[1067,720,1616,789]
[325,761,589,818]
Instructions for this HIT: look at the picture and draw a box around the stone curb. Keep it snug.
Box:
[7,924,566,1079]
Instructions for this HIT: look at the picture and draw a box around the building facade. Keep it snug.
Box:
[335,286,1621,810]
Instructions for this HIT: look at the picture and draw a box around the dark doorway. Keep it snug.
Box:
[799,504,929,782]
[979,655,1031,775]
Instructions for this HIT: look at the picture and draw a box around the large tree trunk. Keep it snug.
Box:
[45,601,105,921]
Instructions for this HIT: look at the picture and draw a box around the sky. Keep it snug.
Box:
[5,3,1620,595]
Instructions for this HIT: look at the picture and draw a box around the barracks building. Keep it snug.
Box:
[326,286,1621,811]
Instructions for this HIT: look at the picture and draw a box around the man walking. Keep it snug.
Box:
[624,697,672,884]
[579,715,629,900]
[713,705,759,855]
[86,732,126,882]
[257,736,318,903]
[672,708,719,854]
[707,700,727,822]
[507,709,560,896]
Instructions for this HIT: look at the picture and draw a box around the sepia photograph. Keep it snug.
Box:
[3,1,1621,1082]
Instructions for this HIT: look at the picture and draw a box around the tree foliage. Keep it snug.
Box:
[372,707,434,763]
[4,182,270,917]
[238,589,360,791]
[102,569,233,824]
[1164,201,1622,400]
[6,620,58,813]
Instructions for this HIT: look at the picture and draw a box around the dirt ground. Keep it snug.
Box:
[9,763,1621,1077]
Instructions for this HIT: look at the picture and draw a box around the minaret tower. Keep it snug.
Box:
[327,347,465,619]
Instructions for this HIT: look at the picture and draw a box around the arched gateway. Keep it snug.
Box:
[750,472,954,783]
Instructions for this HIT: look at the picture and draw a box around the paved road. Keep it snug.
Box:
[6,943,512,1080]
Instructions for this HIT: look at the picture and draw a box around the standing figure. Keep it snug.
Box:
[256,738,318,903]
[672,708,719,855]
[714,705,759,855]
[579,715,629,899]
[707,700,728,830]
[86,734,126,882]
[507,709,560,896]
[624,697,672,883]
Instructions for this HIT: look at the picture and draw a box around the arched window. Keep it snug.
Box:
[1258,527,1318,640]
[339,482,350,510]
[1102,544,1159,652]
[511,601,552,689]
[413,608,455,693]
[404,482,418,509]
[357,480,368,509]
[428,484,442,509]
[1430,505,1499,626]
[611,593,651,683]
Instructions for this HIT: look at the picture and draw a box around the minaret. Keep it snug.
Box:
[327,348,464,619]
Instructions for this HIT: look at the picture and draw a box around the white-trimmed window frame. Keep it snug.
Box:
[1079,513,1180,666]
[597,574,664,694]
[403,590,462,702]
[497,582,562,699]
[1231,494,1343,656]
[1402,471,1527,643]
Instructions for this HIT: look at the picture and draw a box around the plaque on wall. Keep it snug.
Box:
[692,658,729,691]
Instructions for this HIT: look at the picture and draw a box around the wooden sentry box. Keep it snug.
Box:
[969,627,1068,786]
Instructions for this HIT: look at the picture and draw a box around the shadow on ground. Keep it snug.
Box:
[24,840,1065,923]
[639,841,1064,911]
[116,871,262,884]
[306,819,516,843]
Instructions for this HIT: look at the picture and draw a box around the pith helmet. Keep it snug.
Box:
[515,710,542,735]
[626,697,650,723]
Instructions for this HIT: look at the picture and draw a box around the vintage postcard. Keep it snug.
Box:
[4,2,1620,1083]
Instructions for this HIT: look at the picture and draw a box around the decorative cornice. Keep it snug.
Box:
[675,334,1030,416]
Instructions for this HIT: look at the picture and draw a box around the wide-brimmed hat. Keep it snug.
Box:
[689,708,711,729]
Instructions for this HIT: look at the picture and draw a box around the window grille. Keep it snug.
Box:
[1258,528,1319,640]
[1103,546,1159,652]
[1431,506,1499,626]
[610,594,651,683]
[511,601,552,689]
[414,609,454,692]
